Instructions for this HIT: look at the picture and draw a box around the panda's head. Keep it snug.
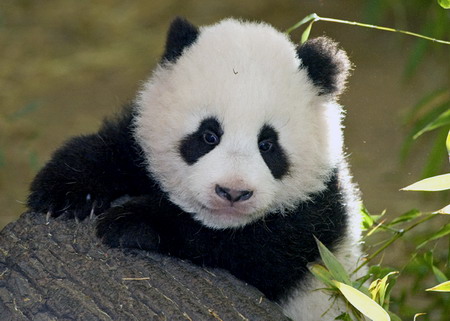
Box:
[134,18,350,229]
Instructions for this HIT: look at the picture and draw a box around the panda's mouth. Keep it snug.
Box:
[207,205,250,217]
[187,198,266,229]
[198,200,261,220]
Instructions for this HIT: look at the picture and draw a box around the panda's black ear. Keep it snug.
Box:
[162,17,199,63]
[296,37,351,97]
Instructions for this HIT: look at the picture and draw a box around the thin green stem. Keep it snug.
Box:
[354,232,403,275]
[286,13,450,45]
[353,214,437,274]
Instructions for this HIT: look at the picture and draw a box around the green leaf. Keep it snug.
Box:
[413,313,427,321]
[336,313,354,321]
[308,264,336,288]
[434,204,450,214]
[403,89,448,125]
[438,0,450,9]
[368,266,397,282]
[389,312,402,321]
[421,128,449,179]
[417,223,450,248]
[388,209,421,226]
[401,173,450,191]
[431,265,448,284]
[360,205,375,230]
[401,96,450,161]
[314,237,351,285]
[426,280,450,292]
[368,272,399,308]
[285,13,318,34]
[334,281,391,321]
[413,109,450,139]
[301,21,314,44]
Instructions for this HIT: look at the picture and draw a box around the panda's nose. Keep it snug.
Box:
[215,185,253,203]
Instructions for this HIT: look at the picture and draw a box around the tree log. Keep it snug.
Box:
[0,212,289,321]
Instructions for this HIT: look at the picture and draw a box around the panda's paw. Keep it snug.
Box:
[28,188,112,221]
[96,199,160,251]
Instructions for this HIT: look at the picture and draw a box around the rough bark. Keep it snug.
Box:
[0,212,289,321]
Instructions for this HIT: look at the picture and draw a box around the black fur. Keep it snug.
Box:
[162,17,199,63]
[27,106,152,219]
[179,117,223,165]
[96,167,347,302]
[258,124,290,179]
[296,37,350,96]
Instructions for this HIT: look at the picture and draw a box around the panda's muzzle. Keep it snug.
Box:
[215,184,253,203]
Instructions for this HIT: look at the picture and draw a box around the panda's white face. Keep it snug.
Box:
[134,19,345,229]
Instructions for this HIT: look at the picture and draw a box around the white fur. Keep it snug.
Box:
[134,19,344,229]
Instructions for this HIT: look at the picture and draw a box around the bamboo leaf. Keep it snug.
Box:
[285,13,318,34]
[301,21,314,44]
[426,280,450,292]
[417,223,450,248]
[413,108,450,139]
[368,272,399,310]
[389,312,402,321]
[334,281,391,321]
[421,128,449,179]
[401,173,450,191]
[438,0,450,9]
[431,265,448,284]
[401,99,450,162]
[403,89,448,125]
[388,209,421,226]
[413,313,427,321]
[336,313,353,321]
[314,237,351,285]
[433,204,450,214]
[308,264,336,288]
[360,205,375,230]
[368,279,383,302]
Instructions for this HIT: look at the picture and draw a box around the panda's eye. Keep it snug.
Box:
[258,139,273,153]
[203,130,220,145]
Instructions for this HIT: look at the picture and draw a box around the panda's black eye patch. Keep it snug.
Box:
[179,117,223,165]
[258,125,290,179]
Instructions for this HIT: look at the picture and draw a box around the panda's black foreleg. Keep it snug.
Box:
[95,196,163,251]
[27,123,150,220]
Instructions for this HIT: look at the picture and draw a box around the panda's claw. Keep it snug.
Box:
[45,210,52,224]
[89,200,97,220]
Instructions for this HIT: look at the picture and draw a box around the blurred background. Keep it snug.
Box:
[0,0,449,319]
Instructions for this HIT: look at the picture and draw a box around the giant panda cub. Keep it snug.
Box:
[28,17,365,321]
